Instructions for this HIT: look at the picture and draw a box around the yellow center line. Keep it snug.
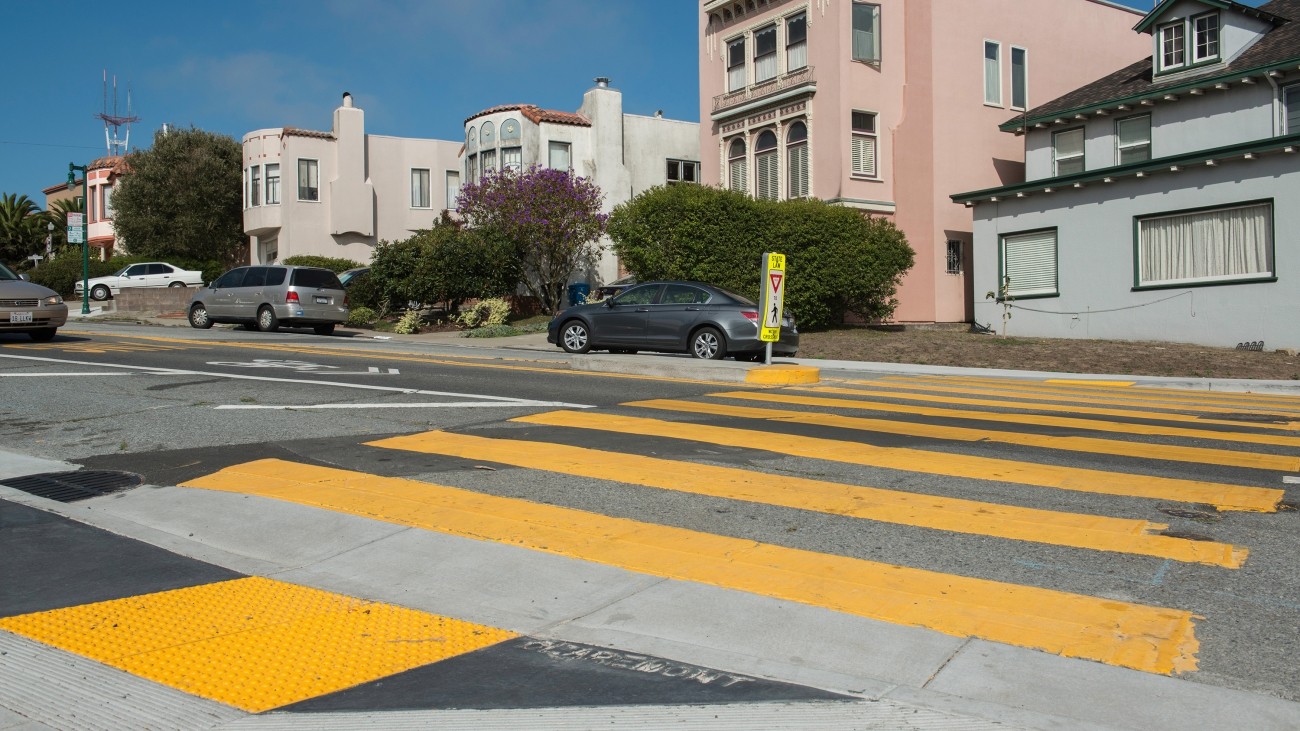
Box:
[534,407,1279,512]
[624,398,1296,473]
[0,576,515,712]
[873,375,1300,413]
[799,385,1300,433]
[180,458,1202,675]
[834,378,1300,425]
[373,426,1246,567]
[713,389,1300,449]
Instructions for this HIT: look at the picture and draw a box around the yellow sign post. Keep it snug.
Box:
[760,252,786,363]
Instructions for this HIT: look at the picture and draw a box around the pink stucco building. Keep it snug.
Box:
[699,0,1150,323]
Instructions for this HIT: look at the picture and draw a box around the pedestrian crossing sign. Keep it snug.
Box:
[760,252,785,342]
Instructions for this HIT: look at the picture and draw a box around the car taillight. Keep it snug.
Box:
[741,310,759,323]
[286,291,300,304]
[344,293,349,306]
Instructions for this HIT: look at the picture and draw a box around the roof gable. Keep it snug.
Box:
[1134,0,1287,33]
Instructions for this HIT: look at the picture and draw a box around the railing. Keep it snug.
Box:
[712,66,816,114]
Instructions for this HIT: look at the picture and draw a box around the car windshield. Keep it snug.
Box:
[714,286,757,306]
[0,262,18,281]
[112,265,130,276]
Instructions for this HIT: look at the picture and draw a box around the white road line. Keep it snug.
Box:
[0,372,139,377]
[0,353,593,409]
[216,401,583,410]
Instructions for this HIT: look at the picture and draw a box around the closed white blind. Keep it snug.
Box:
[1139,203,1272,284]
[1285,85,1300,134]
[984,42,1001,105]
[729,157,747,193]
[852,135,877,177]
[1002,230,1057,296]
[756,151,778,200]
[788,144,808,198]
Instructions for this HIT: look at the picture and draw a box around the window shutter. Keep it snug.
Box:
[729,158,747,193]
[1002,230,1058,296]
[756,151,778,200]
[852,135,877,177]
[788,144,808,198]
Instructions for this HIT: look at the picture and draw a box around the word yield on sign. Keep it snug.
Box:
[761,252,786,342]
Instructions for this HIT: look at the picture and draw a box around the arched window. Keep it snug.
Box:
[466,126,477,151]
[500,118,521,141]
[786,121,808,199]
[727,138,747,193]
[479,121,495,147]
[755,130,779,201]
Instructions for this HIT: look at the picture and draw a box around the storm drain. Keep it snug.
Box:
[0,471,142,503]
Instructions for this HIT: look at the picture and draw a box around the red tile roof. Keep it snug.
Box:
[464,104,590,127]
[89,155,130,174]
[282,127,334,140]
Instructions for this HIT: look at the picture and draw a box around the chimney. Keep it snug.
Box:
[342,91,353,108]
[594,76,611,88]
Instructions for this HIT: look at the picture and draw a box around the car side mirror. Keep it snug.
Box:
[19,273,30,281]
[604,299,615,308]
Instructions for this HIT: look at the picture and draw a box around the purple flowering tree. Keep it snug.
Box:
[456,164,608,314]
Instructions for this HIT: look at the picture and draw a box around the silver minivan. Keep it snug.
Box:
[187,265,348,335]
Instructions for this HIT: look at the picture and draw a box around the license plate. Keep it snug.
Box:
[314,296,330,304]
[9,312,33,323]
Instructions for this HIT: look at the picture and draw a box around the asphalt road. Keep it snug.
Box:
[2,322,1299,729]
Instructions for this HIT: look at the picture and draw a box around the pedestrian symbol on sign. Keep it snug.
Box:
[760,253,786,344]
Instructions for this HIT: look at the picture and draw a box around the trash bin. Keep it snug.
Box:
[567,283,590,306]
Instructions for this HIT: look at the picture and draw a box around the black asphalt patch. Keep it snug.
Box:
[0,499,243,616]
[282,636,851,712]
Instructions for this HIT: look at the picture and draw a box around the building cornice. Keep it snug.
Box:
[952,131,1300,204]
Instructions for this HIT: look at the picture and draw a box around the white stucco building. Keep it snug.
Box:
[242,81,700,286]
[954,0,1300,349]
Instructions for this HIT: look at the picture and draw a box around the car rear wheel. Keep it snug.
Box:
[691,327,726,360]
[28,328,56,342]
[313,323,336,336]
[168,281,186,288]
[257,306,279,332]
[188,304,213,329]
[90,284,111,301]
[560,320,591,354]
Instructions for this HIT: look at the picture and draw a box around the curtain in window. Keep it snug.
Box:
[1116,116,1151,164]
[445,171,460,210]
[411,169,430,208]
[298,160,318,201]
[251,166,261,206]
[502,147,522,172]
[787,14,807,71]
[549,142,570,170]
[1054,129,1084,175]
[984,42,1001,105]
[1139,204,1272,285]
[1001,230,1057,297]
[754,26,777,82]
[728,38,746,91]
[1011,48,1027,109]
[852,3,878,62]
[851,135,877,176]
[481,149,497,174]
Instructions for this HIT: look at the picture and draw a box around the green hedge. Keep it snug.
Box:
[26,252,225,297]
[280,255,364,273]
[607,185,914,330]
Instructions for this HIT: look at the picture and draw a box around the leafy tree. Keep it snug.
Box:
[608,185,914,329]
[280,255,364,273]
[46,197,84,251]
[456,165,608,314]
[0,193,45,265]
[369,213,520,315]
[111,127,244,264]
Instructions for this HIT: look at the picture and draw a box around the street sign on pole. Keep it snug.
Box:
[67,213,84,244]
[760,252,786,343]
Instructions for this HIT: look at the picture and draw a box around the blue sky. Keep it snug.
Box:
[0,0,1235,204]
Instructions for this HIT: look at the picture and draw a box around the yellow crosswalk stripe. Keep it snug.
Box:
[872,375,1300,413]
[181,458,1202,675]
[515,409,1280,513]
[0,576,515,712]
[374,426,1246,567]
[623,398,1297,473]
[800,385,1300,433]
[711,389,1300,449]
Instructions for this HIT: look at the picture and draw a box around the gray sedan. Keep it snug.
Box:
[547,281,798,360]
[0,262,67,341]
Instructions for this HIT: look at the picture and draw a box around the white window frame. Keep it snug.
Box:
[786,12,808,72]
[727,138,748,193]
[1192,11,1220,64]
[250,165,261,207]
[1053,127,1085,176]
[445,171,460,210]
[1010,46,1028,111]
[1116,114,1152,165]
[755,130,779,201]
[786,122,808,199]
[242,168,249,209]
[411,168,431,209]
[102,184,114,220]
[1158,20,1186,72]
[999,228,1058,298]
[548,141,571,170]
[727,36,746,92]
[1136,201,1274,288]
[666,159,700,184]
[851,110,878,178]
[984,40,1002,107]
[297,158,319,202]
[1284,83,1300,135]
[851,2,880,63]
[481,149,497,175]
[754,24,777,84]
[501,146,522,172]
[265,163,280,205]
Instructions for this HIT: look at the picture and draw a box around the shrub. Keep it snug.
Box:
[454,297,512,329]
[608,185,914,329]
[370,213,520,316]
[346,306,377,327]
[393,308,423,334]
[281,255,363,273]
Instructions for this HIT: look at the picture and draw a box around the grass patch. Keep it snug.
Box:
[461,321,549,338]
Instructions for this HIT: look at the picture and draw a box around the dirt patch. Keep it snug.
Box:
[796,327,1300,381]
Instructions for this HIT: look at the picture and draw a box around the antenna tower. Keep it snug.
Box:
[94,70,140,156]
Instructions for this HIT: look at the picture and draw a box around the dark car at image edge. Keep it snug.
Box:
[547,280,798,361]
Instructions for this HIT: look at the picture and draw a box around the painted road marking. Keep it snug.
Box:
[0,576,515,713]
[1,340,201,354]
[180,458,1201,675]
[874,375,1300,413]
[215,401,581,410]
[206,358,400,374]
[372,427,1247,567]
[799,385,1300,433]
[623,398,1298,473]
[709,390,1300,450]
[0,353,593,410]
[513,410,1280,513]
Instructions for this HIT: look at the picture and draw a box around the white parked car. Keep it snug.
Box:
[74,262,206,301]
